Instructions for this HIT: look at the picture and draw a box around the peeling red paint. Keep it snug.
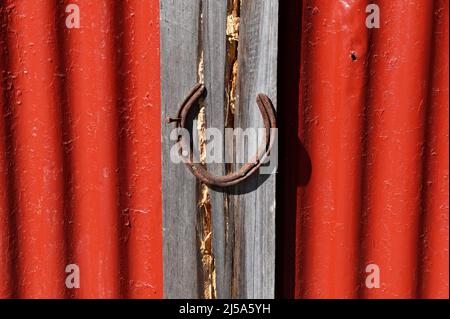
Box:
[278,0,449,299]
[0,0,448,300]
[0,0,162,299]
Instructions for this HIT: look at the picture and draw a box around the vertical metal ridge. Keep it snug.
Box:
[4,0,66,298]
[418,0,449,299]
[298,0,369,299]
[61,0,121,298]
[361,0,435,299]
[117,0,163,299]
[0,2,14,298]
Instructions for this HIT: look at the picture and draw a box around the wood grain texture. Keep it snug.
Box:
[160,0,200,298]
[231,0,278,298]
[200,0,229,299]
[161,0,278,299]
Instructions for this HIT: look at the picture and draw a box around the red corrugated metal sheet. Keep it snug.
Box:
[0,0,448,300]
[278,0,449,299]
[0,0,162,298]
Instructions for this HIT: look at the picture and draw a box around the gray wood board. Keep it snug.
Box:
[201,0,228,299]
[230,0,278,299]
[161,0,278,299]
[160,0,201,299]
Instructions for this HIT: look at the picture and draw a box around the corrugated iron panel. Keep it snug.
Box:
[0,0,448,300]
[0,0,162,298]
[278,0,448,299]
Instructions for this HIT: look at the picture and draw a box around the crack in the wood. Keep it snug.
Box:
[225,0,240,128]
[196,0,216,300]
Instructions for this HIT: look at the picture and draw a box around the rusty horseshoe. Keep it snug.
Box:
[166,83,277,188]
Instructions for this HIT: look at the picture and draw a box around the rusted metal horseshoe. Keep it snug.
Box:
[166,83,277,188]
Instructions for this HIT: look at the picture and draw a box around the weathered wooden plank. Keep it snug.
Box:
[161,0,278,299]
[201,0,229,299]
[160,0,201,299]
[231,0,279,298]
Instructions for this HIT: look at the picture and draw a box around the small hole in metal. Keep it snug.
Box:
[351,52,357,61]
